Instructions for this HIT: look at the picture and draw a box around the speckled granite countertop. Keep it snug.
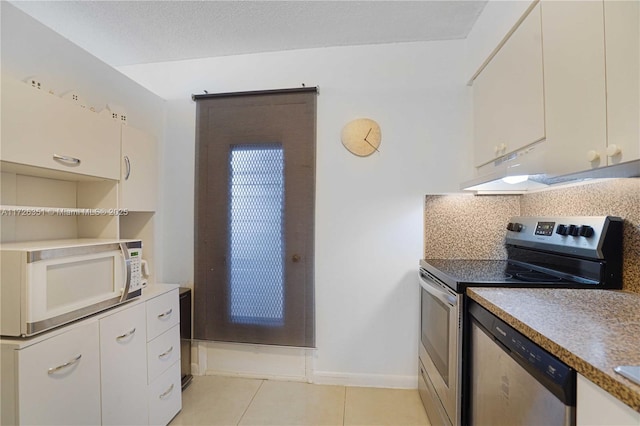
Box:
[466,288,640,412]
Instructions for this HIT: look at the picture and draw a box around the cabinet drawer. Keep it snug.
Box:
[146,288,179,340]
[148,361,182,426]
[18,321,101,425]
[147,324,180,383]
[1,77,120,180]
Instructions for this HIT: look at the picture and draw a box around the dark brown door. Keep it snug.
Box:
[194,89,316,348]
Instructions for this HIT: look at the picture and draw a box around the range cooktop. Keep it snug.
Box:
[419,259,593,292]
[420,215,623,293]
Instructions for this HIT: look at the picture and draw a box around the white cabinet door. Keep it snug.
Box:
[100,303,148,426]
[17,321,101,425]
[121,125,157,211]
[1,78,121,180]
[604,0,640,165]
[473,3,545,167]
[542,0,607,175]
[577,374,640,425]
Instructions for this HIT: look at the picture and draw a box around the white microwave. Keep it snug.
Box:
[1,239,143,337]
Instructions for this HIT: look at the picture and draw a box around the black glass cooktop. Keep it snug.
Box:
[419,258,598,293]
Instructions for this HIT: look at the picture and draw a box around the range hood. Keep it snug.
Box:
[461,142,640,194]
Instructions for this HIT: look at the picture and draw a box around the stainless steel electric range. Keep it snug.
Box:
[417,216,624,426]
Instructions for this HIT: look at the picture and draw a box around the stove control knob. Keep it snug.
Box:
[578,225,594,238]
[568,225,579,236]
[556,224,568,236]
[507,222,523,232]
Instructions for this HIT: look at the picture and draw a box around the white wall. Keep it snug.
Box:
[120,40,472,387]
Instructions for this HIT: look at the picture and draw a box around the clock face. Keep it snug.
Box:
[341,118,381,157]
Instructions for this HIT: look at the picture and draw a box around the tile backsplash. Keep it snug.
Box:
[424,194,520,260]
[424,178,640,293]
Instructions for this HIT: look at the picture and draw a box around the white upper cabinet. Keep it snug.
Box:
[120,125,157,211]
[1,77,121,180]
[471,0,640,179]
[473,3,545,167]
[541,0,608,176]
[542,0,640,174]
[603,0,640,165]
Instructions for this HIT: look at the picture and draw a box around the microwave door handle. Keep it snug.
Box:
[119,243,131,302]
[418,272,457,307]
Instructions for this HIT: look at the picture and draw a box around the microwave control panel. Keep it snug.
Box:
[128,248,142,291]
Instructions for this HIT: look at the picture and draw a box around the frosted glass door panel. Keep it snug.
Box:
[228,145,285,326]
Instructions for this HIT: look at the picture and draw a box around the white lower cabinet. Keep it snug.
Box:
[1,285,182,426]
[577,374,640,426]
[17,321,102,425]
[100,303,148,426]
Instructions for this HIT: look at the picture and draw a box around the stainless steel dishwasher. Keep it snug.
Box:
[468,301,576,426]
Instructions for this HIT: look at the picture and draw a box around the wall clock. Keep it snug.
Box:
[341,118,381,157]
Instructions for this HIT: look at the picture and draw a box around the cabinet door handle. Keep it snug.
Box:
[158,346,174,359]
[124,155,131,180]
[47,354,82,375]
[116,327,136,341]
[157,308,173,320]
[53,154,81,165]
[159,383,175,399]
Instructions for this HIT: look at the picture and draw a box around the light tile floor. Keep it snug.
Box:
[170,375,431,426]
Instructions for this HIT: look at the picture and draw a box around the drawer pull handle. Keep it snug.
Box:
[158,346,174,359]
[116,327,136,341]
[157,308,173,320]
[53,154,81,165]
[159,383,174,400]
[48,354,82,374]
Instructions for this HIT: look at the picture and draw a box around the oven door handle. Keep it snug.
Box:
[418,272,457,307]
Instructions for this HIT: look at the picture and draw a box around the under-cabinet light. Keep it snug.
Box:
[502,175,529,184]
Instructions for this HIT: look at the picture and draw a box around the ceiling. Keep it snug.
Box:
[9,0,487,67]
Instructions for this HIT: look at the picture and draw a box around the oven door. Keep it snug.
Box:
[418,268,462,426]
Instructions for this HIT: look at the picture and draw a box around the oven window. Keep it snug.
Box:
[421,287,450,385]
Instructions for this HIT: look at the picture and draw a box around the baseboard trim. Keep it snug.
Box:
[311,371,418,389]
[202,369,311,383]
[191,340,417,389]
[199,369,418,389]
